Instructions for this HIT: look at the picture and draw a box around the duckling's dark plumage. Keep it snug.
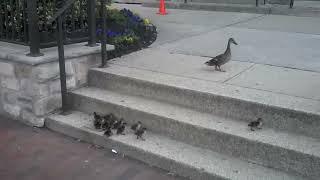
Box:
[248,118,263,131]
[104,128,113,137]
[113,118,124,130]
[117,122,127,135]
[131,121,142,131]
[135,127,147,140]
[205,38,238,72]
[93,112,102,129]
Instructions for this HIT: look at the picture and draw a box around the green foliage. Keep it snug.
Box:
[0,0,157,53]
[106,9,127,26]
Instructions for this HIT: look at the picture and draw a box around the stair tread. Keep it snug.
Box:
[73,87,320,158]
[91,66,320,116]
[48,111,305,180]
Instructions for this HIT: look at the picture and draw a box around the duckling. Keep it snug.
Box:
[101,119,112,130]
[113,118,124,130]
[248,118,263,131]
[108,113,119,129]
[205,38,238,72]
[93,112,102,129]
[135,127,147,141]
[103,113,112,122]
[117,122,127,135]
[104,127,113,137]
[131,121,142,131]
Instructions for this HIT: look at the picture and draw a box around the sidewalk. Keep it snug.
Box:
[111,4,320,109]
[142,0,320,17]
[0,117,184,180]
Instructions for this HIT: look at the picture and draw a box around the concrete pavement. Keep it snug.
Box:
[113,4,320,103]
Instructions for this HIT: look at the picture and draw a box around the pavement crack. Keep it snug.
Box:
[222,63,256,83]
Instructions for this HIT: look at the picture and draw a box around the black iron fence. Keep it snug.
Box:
[0,0,104,112]
[47,0,104,113]
[0,0,28,45]
[0,0,94,55]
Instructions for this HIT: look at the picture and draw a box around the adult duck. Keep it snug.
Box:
[205,38,238,72]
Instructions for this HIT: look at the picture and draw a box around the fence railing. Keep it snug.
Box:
[46,0,102,113]
[0,0,29,45]
[0,0,94,56]
[0,0,108,113]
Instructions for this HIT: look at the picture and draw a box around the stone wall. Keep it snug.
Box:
[0,42,113,127]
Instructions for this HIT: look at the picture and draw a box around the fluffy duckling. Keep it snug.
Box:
[135,127,147,141]
[248,118,263,131]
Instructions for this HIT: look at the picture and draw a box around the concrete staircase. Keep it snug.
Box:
[46,65,320,180]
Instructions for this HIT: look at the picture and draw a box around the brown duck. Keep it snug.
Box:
[205,38,238,72]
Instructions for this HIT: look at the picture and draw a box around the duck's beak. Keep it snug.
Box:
[233,40,238,45]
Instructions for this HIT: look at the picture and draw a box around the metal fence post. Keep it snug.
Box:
[100,0,107,67]
[87,0,97,46]
[57,15,68,113]
[26,0,43,56]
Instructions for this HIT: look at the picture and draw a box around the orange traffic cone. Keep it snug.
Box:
[157,0,167,15]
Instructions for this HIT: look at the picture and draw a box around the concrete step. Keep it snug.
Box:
[88,66,320,139]
[45,111,307,180]
[68,87,320,179]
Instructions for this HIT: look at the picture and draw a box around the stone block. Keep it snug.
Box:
[66,61,75,75]
[14,64,33,78]
[86,54,100,66]
[74,61,89,86]
[3,103,21,118]
[33,94,62,116]
[34,61,74,82]
[67,76,77,90]
[1,77,20,90]
[49,79,61,94]
[21,109,44,127]
[1,88,19,104]
[0,61,15,77]
[33,63,60,82]
[20,79,49,98]
[49,76,77,94]
[17,96,33,111]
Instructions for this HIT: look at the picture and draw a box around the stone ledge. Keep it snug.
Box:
[0,42,114,66]
[0,41,114,127]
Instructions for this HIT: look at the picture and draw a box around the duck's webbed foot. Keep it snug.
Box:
[218,66,226,72]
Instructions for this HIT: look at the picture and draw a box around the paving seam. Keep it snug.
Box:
[222,63,256,83]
